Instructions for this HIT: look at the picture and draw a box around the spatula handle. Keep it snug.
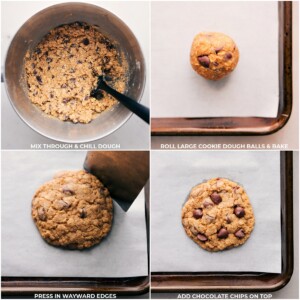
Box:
[100,81,150,124]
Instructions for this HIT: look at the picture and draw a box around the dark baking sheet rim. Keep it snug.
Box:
[1,184,150,297]
[151,2,293,136]
[151,151,294,292]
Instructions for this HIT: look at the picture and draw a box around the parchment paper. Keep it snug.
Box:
[151,2,279,118]
[1,151,148,277]
[151,151,281,273]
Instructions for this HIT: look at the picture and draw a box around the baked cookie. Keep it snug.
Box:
[182,178,254,251]
[190,32,239,80]
[32,170,113,249]
[24,22,128,124]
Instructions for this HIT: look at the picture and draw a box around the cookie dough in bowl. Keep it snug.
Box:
[32,170,113,249]
[190,32,239,80]
[182,178,255,252]
[4,2,146,143]
[25,22,128,124]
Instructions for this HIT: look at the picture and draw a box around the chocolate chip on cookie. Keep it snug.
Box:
[197,233,208,242]
[234,206,245,218]
[197,56,210,68]
[210,192,222,204]
[79,208,87,218]
[217,228,229,239]
[235,229,245,239]
[193,208,203,219]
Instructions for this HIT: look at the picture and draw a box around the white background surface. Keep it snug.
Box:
[1,151,148,277]
[151,151,281,273]
[151,2,279,118]
[1,1,150,150]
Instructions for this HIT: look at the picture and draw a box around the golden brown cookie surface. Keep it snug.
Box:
[182,178,254,251]
[25,22,128,124]
[190,32,239,80]
[32,170,113,249]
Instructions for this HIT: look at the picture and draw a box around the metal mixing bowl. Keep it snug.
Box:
[4,2,146,143]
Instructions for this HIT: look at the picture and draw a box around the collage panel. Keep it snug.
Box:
[150,150,298,298]
[1,150,150,296]
[2,1,150,150]
[151,1,298,151]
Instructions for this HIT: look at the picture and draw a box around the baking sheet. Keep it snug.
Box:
[151,151,282,273]
[151,2,279,118]
[1,151,148,278]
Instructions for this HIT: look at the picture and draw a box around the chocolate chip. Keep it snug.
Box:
[36,75,42,84]
[69,78,76,83]
[62,187,75,195]
[79,208,87,218]
[77,60,83,64]
[62,98,71,104]
[50,93,54,98]
[35,48,41,55]
[31,63,36,69]
[46,57,53,63]
[215,46,223,54]
[210,192,222,204]
[33,70,37,75]
[27,83,31,89]
[100,37,115,49]
[193,209,203,219]
[61,84,67,88]
[197,233,208,242]
[38,207,46,221]
[234,206,245,218]
[197,55,210,68]
[82,38,90,46]
[63,35,70,44]
[234,229,245,239]
[226,215,232,224]
[225,53,232,60]
[217,228,229,239]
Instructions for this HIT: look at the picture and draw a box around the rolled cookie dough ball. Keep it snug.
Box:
[190,32,239,80]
